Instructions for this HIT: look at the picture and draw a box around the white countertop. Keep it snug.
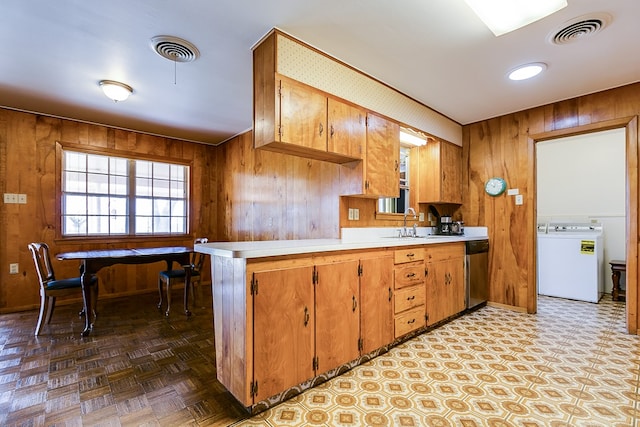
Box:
[195,227,488,259]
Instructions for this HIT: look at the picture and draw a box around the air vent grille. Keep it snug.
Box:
[549,13,611,45]
[150,36,200,63]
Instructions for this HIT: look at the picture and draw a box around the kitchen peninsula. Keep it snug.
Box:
[195,227,487,412]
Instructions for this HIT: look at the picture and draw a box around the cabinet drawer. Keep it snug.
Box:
[394,306,425,338]
[425,243,465,263]
[394,248,425,264]
[394,262,424,289]
[395,285,426,313]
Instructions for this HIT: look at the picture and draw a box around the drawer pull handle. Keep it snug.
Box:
[388,287,392,301]
[407,319,415,324]
[406,273,416,278]
[406,253,414,258]
[304,307,310,326]
[407,296,415,301]
[352,295,358,312]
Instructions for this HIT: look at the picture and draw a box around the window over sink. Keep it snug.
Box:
[377,128,427,214]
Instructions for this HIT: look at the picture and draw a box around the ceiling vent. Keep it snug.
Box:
[150,35,200,62]
[548,13,611,45]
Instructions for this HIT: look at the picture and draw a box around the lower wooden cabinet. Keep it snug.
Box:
[393,250,426,338]
[359,253,394,354]
[425,243,465,326]
[209,242,467,409]
[252,266,315,402]
[315,259,360,374]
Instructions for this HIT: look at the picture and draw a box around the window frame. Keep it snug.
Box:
[55,142,193,242]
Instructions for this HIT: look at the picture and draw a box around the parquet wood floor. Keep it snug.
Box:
[0,286,250,426]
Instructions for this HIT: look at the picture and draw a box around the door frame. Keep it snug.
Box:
[529,116,638,333]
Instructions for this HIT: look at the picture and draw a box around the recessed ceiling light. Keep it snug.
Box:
[508,63,547,81]
[465,0,568,36]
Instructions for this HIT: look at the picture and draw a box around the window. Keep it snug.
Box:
[61,149,189,237]
[378,146,410,214]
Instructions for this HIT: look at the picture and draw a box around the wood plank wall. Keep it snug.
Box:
[0,109,217,312]
[213,131,343,242]
[461,83,640,333]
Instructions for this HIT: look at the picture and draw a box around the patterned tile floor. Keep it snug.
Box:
[0,290,637,426]
[235,296,639,427]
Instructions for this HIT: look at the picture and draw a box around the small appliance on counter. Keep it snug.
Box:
[438,215,452,234]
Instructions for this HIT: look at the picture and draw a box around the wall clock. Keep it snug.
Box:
[484,177,507,196]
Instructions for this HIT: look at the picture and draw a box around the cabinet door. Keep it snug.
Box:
[425,257,465,326]
[425,259,448,326]
[360,254,394,354]
[327,98,365,160]
[315,260,360,374]
[446,257,466,316]
[364,113,400,197]
[279,79,327,151]
[440,142,462,204]
[253,266,315,402]
[410,139,462,204]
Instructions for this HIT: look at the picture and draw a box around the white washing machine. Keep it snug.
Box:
[537,222,604,303]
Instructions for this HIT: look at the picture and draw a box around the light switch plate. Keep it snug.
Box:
[18,194,27,204]
[353,208,359,220]
[507,188,519,196]
[4,193,17,204]
[515,194,524,205]
[419,212,425,222]
[9,263,19,274]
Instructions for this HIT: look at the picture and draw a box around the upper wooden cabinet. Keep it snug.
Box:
[410,139,462,204]
[254,32,365,163]
[364,113,400,198]
[327,98,366,160]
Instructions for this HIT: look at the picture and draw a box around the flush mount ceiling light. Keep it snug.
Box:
[464,0,568,36]
[508,62,547,81]
[99,80,133,102]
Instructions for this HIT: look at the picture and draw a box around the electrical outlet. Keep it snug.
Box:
[4,193,17,204]
[515,194,524,205]
[17,194,27,204]
[419,212,425,222]
[9,263,19,274]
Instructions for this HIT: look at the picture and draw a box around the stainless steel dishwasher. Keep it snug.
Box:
[465,239,489,309]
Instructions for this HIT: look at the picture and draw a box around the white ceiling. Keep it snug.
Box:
[1,0,638,145]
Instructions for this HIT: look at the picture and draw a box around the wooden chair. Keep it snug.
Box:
[158,238,208,316]
[27,242,98,336]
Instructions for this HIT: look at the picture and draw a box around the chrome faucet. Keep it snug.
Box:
[403,207,417,237]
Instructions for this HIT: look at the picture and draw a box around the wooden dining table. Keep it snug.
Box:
[56,246,193,337]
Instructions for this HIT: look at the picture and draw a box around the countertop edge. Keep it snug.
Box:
[195,235,488,259]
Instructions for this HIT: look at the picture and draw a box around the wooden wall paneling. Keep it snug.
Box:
[216,130,343,243]
[463,83,640,335]
[0,108,215,313]
[627,117,638,334]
